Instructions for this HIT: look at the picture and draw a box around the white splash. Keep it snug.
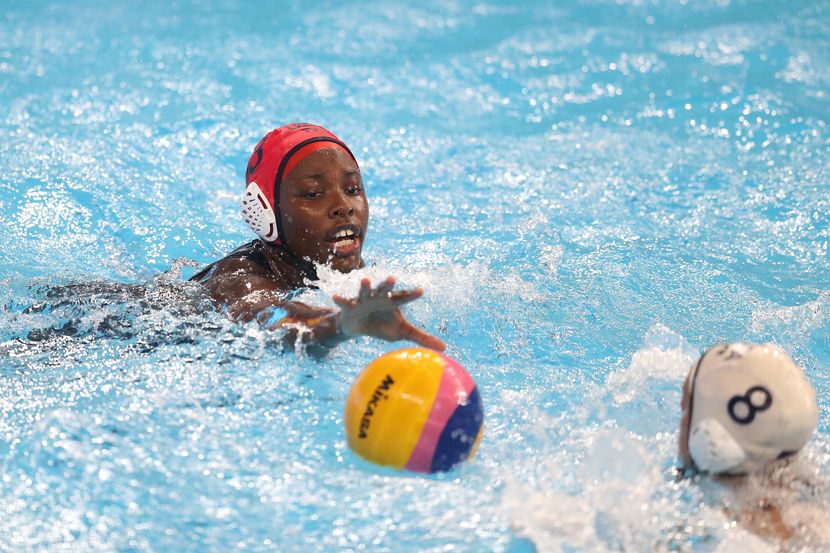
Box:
[606,324,699,405]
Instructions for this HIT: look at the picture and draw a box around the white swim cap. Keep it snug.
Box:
[685,343,818,475]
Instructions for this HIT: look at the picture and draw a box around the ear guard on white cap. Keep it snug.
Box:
[240,181,279,242]
[688,417,747,473]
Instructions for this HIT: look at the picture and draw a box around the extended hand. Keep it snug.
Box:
[333,276,446,351]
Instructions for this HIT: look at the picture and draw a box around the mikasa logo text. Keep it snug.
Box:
[358,375,395,439]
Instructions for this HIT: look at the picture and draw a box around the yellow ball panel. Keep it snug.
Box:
[468,423,484,460]
[345,348,445,469]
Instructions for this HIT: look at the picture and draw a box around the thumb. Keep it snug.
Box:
[401,322,446,351]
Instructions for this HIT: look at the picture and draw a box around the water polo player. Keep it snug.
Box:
[678,343,823,542]
[192,123,445,352]
[678,343,818,475]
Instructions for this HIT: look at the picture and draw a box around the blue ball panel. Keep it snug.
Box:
[429,387,484,473]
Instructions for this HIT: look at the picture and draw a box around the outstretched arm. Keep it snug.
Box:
[332,276,446,351]
[198,260,444,354]
[276,276,446,355]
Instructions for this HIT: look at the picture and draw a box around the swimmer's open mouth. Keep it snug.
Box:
[326,224,362,255]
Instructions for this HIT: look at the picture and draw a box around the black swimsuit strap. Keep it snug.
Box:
[189,240,271,283]
[190,240,318,285]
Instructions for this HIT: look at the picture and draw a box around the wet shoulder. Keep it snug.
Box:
[190,240,270,283]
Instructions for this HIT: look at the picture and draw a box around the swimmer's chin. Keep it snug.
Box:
[323,252,364,273]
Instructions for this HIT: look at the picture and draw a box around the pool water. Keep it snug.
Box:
[2,0,829,551]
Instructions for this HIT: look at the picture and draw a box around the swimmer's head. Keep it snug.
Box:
[679,343,818,476]
[241,123,368,272]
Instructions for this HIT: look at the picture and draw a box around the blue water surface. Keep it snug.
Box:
[1,0,829,551]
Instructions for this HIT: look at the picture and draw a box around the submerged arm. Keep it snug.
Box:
[724,497,793,543]
[718,471,830,546]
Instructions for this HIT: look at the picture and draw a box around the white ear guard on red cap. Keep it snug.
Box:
[686,343,818,475]
[240,181,280,243]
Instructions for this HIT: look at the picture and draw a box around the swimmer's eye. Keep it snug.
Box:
[346,185,363,195]
[299,191,324,199]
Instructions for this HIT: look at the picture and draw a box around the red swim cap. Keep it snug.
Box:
[241,123,357,243]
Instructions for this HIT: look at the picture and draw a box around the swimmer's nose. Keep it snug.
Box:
[329,197,355,218]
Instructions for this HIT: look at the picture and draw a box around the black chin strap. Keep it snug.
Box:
[284,243,319,284]
[264,240,319,285]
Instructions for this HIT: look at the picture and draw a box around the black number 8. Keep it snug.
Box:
[728,386,772,425]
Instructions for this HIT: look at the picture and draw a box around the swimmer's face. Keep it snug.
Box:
[678,369,693,470]
[279,148,369,272]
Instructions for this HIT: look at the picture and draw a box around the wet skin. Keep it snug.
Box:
[279,148,369,273]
